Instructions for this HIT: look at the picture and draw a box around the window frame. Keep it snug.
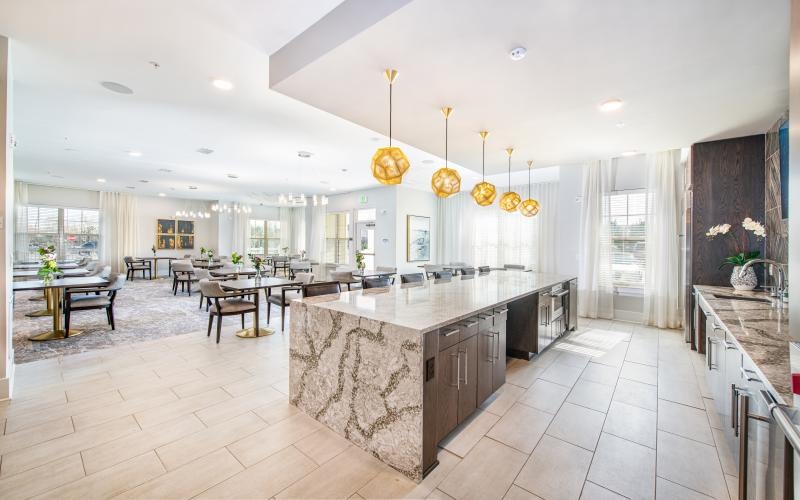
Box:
[248,219,281,255]
[605,189,649,293]
[16,205,100,261]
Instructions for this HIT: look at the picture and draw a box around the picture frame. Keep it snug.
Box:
[156,218,194,250]
[407,215,431,262]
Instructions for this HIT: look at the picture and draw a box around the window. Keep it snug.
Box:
[16,206,99,261]
[325,212,351,264]
[248,219,281,255]
[605,191,648,289]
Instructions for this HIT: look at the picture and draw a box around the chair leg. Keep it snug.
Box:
[199,293,204,309]
[266,301,271,323]
[65,308,71,334]
[241,314,245,329]
[207,315,213,337]
[216,313,222,343]
[187,282,191,296]
[280,304,286,331]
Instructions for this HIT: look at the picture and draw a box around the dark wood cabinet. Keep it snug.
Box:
[476,327,494,405]
[492,307,508,392]
[436,342,460,442]
[457,335,478,423]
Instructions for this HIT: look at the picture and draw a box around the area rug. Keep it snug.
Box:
[12,278,265,363]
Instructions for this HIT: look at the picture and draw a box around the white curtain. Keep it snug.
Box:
[308,205,326,276]
[578,160,614,318]
[231,210,249,257]
[643,150,683,328]
[435,181,558,272]
[279,207,292,254]
[13,181,28,261]
[99,192,139,273]
[291,207,306,254]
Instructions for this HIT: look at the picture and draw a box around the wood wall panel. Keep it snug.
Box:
[690,134,766,287]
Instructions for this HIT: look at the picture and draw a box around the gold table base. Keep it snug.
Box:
[29,329,85,341]
[235,327,274,338]
[26,309,53,317]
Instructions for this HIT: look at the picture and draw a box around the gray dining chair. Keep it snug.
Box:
[460,267,476,276]
[362,276,392,289]
[433,270,453,280]
[64,273,126,333]
[267,272,314,331]
[200,281,258,343]
[330,270,361,291]
[123,256,151,280]
[478,266,491,274]
[422,264,443,280]
[172,262,197,296]
[504,264,525,270]
[302,281,342,298]
[400,273,425,284]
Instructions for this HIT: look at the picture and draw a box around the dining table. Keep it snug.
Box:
[14,262,81,270]
[210,267,259,278]
[136,256,176,279]
[13,268,89,280]
[13,276,109,341]
[352,269,396,278]
[192,260,223,270]
[220,277,299,338]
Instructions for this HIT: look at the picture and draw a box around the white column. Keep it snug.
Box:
[0,35,15,400]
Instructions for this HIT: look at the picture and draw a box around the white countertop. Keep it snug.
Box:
[296,272,575,333]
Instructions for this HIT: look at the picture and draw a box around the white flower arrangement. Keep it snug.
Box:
[742,217,766,238]
[705,217,765,269]
[705,223,731,237]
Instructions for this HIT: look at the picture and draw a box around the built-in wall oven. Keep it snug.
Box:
[537,284,569,352]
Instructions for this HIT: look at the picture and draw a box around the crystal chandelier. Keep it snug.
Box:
[210,203,252,214]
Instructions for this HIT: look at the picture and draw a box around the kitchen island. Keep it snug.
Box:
[289,272,576,481]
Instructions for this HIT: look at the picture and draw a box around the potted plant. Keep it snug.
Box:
[249,253,265,281]
[36,244,60,284]
[200,247,207,259]
[231,251,243,279]
[706,217,766,290]
[206,249,215,264]
[355,250,366,273]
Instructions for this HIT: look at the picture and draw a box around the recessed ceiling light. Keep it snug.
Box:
[341,168,348,172]
[509,47,527,61]
[158,168,173,173]
[127,150,142,157]
[138,179,149,183]
[96,178,106,183]
[615,122,626,128]
[100,81,133,94]
[227,174,239,179]
[196,148,214,155]
[158,192,166,197]
[621,150,638,157]
[148,61,160,69]
[188,186,198,190]
[599,99,623,112]
[211,79,234,91]
[297,151,313,158]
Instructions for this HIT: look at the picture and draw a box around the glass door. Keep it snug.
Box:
[356,221,376,270]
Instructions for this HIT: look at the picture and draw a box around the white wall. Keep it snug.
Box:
[1,36,13,399]
[326,186,397,268]
[395,186,437,274]
[27,184,99,209]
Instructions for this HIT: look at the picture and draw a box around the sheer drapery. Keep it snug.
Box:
[577,160,614,318]
[291,207,306,254]
[13,181,28,261]
[279,207,292,254]
[99,192,139,272]
[231,210,249,257]
[643,149,683,328]
[436,181,558,272]
[308,205,326,276]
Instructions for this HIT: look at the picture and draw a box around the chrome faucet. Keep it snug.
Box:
[740,259,787,302]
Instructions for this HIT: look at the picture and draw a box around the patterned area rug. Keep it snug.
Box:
[12,278,260,363]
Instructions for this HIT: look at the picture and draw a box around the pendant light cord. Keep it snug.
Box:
[482,138,485,181]
[445,115,448,167]
[508,155,511,190]
[388,83,393,147]
[528,164,531,198]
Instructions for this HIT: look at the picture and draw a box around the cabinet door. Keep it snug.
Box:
[457,335,478,423]
[476,329,494,406]
[436,343,460,442]
[537,300,551,353]
[492,308,508,391]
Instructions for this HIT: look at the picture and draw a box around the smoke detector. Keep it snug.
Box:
[509,47,527,61]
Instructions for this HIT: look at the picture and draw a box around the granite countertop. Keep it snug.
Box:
[297,272,575,334]
[695,285,791,404]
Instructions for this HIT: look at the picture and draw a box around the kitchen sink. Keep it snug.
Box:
[711,293,773,304]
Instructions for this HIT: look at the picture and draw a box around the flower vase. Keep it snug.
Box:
[255,269,262,283]
[731,266,757,291]
[42,274,53,285]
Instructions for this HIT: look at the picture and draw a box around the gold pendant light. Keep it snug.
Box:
[498,148,521,212]
[371,69,410,185]
[431,107,461,198]
[471,131,496,206]
[519,160,541,217]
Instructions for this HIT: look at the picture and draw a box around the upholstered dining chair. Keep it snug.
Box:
[329,270,361,291]
[266,272,314,331]
[171,262,197,296]
[271,256,289,276]
[362,276,392,289]
[400,273,425,284]
[288,261,312,279]
[376,266,397,274]
[460,267,476,276]
[64,273,126,332]
[199,280,258,343]
[422,264,444,279]
[478,266,491,274]
[123,256,151,280]
[504,264,525,270]
[195,268,230,310]
[433,270,453,280]
[302,281,341,298]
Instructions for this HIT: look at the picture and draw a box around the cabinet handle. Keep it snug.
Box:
[443,328,459,338]
[737,393,772,497]
[462,321,478,328]
[706,337,714,370]
[461,349,468,386]
[731,384,740,435]
[484,332,494,362]
[494,331,500,361]
[497,308,509,315]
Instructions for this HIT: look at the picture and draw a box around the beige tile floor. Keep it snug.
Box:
[0,316,736,499]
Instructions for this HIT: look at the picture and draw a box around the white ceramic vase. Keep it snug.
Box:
[730,265,757,291]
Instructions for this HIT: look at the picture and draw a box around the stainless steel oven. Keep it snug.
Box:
[550,284,568,323]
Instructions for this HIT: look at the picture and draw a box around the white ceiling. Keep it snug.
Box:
[0,0,473,203]
[272,0,790,174]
